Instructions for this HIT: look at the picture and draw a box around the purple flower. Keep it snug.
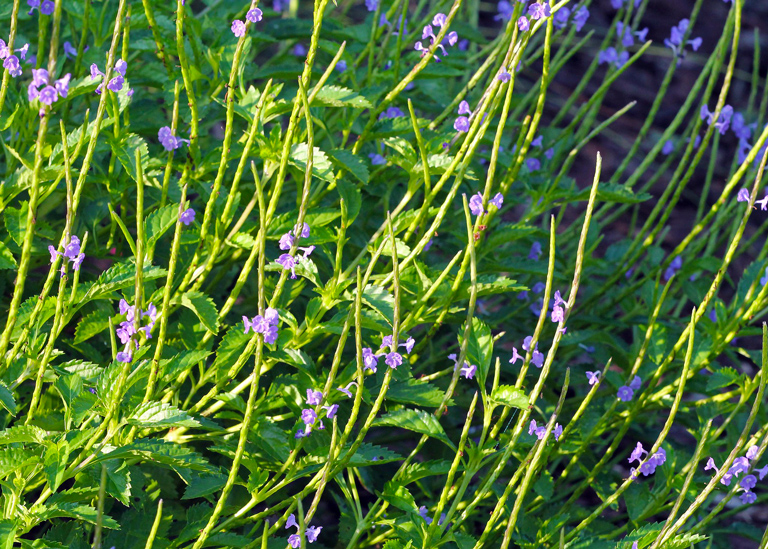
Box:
[664,19,701,64]
[489,192,503,210]
[454,116,470,132]
[37,85,57,105]
[704,457,718,472]
[114,58,127,76]
[740,474,757,490]
[107,74,124,92]
[740,491,757,505]
[529,241,542,260]
[447,31,458,46]
[460,363,477,379]
[756,465,768,480]
[730,456,750,476]
[363,348,379,372]
[31,68,48,87]
[737,188,750,202]
[662,140,674,155]
[469,193,484,216]
[517,16,530,31]
[337,381,357,398]
[531,349,544,368]
[586,371,600,386]
[288,534,301,548]
[551,305,564,323]
[323,404,338,419]
[158,126,188,151]
[116,349,133,363]
[63,41,78,58]
[494,0,513,21]
[629,375,642,391]
[47,245,59,263]
[279,232,295,250]
[369,153,386,165]
[306,388,323,406]
[276,253,297,278]
[732,112,755,141]
[617,386,634,402]
[180,208,196,225]
[525,158,541,172]
[306,525,322,543]
[553,423,563,441]
[528,420,547,440]
[629,442,647,464]
[458,100,471,115]
[301,409,317,425]
[385,351,403,369]
[293,43,307,56]
[55,73,71,98]
[553,7,570,29]
[232,20,246,37]
[335,60,347,72]
[746,445,759,460]
[286,514,298,530]
[498,68,511,82]
[365,0,378,11]
[528,2,550,20]
[701,104,733,135]
[573,7,589,32]
[247,8,263,23]
[664,255,683,281]
[509,347,522,364]
[40,0,54,14]
[3,55,22,78]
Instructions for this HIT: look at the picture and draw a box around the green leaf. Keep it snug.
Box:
[43,441,70,492]
[73,308,112,344]
[146,204,179,246]
[361,284,395,326]
[706,367,742,392]
[0,448,38,480]
[312,85,372,108]
[84,262,167,301]
[182,472,228,500]
[177,291,220,333]
[98,438,212,472]
[54,374,83,409]
[289,143,334,182]
[211,326,251,382]
[0,425,47,445]
[374,409,454,450]
[32,503,119,530]
[128,402,201,428]
[336,177,362,222]
[387,379,447,407]
[0,241,16,270]
[328,149,369,184]
[0,382,16,415]
[533,469,554,500]
[490,385,528,410]
[380,480,417,513]
[400,460,452,485]
[252,419,291,463]
[459,317,493,388]
[111,133,149,183]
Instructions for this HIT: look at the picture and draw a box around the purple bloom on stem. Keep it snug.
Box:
[494,0,513,21]
[247,8,263,23]
[551,305,564,322]
[629,375,642,391]
[338,381,357,397]
[509,347,522,364]
[528,2,551,20]
[365,0,378,11]
[31,68,48,87]
[306,389,323,406]
[48,245,59,263]
[740,491,757,505]
[460,363,477,379]
[288,534,301,548]
[458,100,471,115]
[293,43,307,56]
[740,474,757,490]
[756,465,768,480]
[3,55,22,77]
[286,514,298,530]
[531,349,544,368]
[746,445,759,460]
[629,442,647,464]
[232,20,246,37]
[114,58,127,76]
[617,386,634,402]
[363,348,379,372]
[335,60,347,72]
[454,116,470,132]
[701,104,734,135]
[498,68,511,82]
[664,256,683,281]
[574,7,589,31]
[385,351,403,369]
[529,241,542,260]
[180,208,195,225]
[40,0,54,14]
[55,73,71,98]
[704,458,718,472]
[553,423,563,441]
[306,525,322,543]
[586,371,600,386]
[662,140,674,155]
[525,157,540,171]
[301,409,317,425]
[517,16,530,31]
[730,457,750,476]
[737,188,750,202]
[323,404,338,419]
[276,253,297,278]
[469,193,484,216]
[553,7,570,29]
[489,192,503,210]
[63,41,77,58]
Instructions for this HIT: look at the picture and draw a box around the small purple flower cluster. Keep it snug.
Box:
[528,419,563,441]
[414,13,458,62]
[700,104,733,135]
[28,0,54,16]
[158,126,190,152]
[550,290,567,324]
[448,353,476,380]
[0,37,30,78]
[509,335,544,368]
[91,59,129,95]
[663,256,682,281]
[63,41,88,59]
[705,445,768,505]
[285,513,322,547]
[418,505,446,525]
[362,334,415,373]
[664,19,702,65]
[617,375,641,402]
[295,388,338,438]
[628,442,666,477]
[276,222,314,279]
[518,2,550,32]
[48,235,85,272]
[28,68,71,108]
[453,100,472,133]
[116,299,157,363]
[232,8,264,38]
[243,307,280,344]
[553,6,589,32]
[180,208,196,226]
[468,191,503,216]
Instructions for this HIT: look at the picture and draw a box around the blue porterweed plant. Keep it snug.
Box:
[2,0,768,547]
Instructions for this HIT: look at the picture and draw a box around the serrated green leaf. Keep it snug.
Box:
[178,291,220,333]
[459,317,493,388]
[32,503,119,530]
[491,385,528,410]
[360,284,395,326]
[380,480,417,512]
[0,382,17,415]
[211,325,251,382]
[387,379,447,407]
[289,143,334,182]
[128,402,200,428]
[706,367,742,391]
[0,241,16,270]
[400,460,452,485]
[84,262,167,301]
[54,374,83,409]
[374,409,454,449]
[0,425,47,445]
[146,204,179,246]
[73,309,112,344]
[336,177,362,222]
[111,133,149,183]
[328,149,369,184]
[44,441,70,492]
[312,85,372,108]
[0,448,38,480]
[98,438,212,472]
[182,472,228,500]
